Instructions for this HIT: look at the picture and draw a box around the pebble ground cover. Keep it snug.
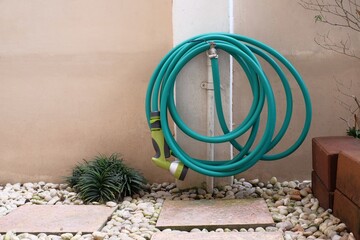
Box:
[0,177,356,240]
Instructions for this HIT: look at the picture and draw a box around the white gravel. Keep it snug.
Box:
[0,178,356,240]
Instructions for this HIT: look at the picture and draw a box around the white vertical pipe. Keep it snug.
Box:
[207,0,234,191]
[206,57,215,193]
[228,0,234,184]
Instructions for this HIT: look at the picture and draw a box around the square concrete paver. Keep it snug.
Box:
[0,205,116,233]
[156,199,274,230]
[151,231,284,240]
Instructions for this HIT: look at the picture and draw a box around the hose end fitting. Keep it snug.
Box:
[207,42,218,59]
[169,161,188,181]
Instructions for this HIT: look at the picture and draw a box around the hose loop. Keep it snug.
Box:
[145,33,312,177]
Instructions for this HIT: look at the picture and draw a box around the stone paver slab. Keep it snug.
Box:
[151,231,284,240]
[156,199,274,230]
[0,205,117,233]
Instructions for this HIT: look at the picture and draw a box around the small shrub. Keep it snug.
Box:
[66,162,88,187]
[66,153,147,203]
[346,127,360,138]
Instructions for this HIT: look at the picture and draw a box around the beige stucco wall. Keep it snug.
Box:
[172,0,360,186]
[0,0,173,183]
[1,0,359,185]
[233,0,360,181]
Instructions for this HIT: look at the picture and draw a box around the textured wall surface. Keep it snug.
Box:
[1,0,359,184]
[0,0,173,183]
[233,0,360,181]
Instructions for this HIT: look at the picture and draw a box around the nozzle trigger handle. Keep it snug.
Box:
[151,138,161,159]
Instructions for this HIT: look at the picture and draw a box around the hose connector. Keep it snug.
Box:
[150,111,188,180]
[207,42,218,59]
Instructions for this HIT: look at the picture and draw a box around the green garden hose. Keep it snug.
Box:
[145,33,312,180]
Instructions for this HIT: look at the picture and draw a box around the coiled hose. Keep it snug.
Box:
[145,33,312,179]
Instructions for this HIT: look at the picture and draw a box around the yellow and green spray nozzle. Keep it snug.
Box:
[150,111,188,180]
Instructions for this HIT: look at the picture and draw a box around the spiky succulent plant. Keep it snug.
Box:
[66,153,146,203]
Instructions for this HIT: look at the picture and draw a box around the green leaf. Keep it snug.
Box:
[314,15,322,23]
